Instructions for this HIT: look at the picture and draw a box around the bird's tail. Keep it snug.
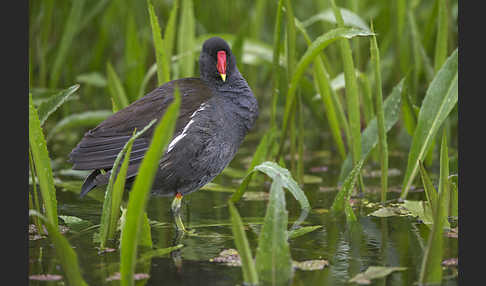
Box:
[80,169,101,198]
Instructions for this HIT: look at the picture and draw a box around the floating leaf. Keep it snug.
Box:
[349,266,407,284]
[293,259,329,271]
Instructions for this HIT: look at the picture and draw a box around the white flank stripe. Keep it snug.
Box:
[166,103,208,152]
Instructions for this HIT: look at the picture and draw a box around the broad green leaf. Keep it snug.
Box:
[37,84,79,126]
[230,161,310,211]
[303,8,370,32]
[401,49,458,199]
[120,88,180,286]
[338,78,404,184]
[29,93,58,227]
[349,266,407,284]
[255,180,292,285]
[47,110,112,141]
[228,201,259,285]
[30,211,88,286]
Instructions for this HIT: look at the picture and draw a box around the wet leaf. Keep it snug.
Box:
[368,207,400,218]
[210,248,242,267]
[106,272,150,281]
[442,258,458,267]
[29,274,63,281]
[403,200,433,225]
[348,266,407,284]
[293,259,329,271]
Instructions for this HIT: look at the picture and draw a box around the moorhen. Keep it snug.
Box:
[69,37,258,231]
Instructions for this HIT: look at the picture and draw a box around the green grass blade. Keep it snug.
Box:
[434,0,449,73]
[278,27,372,158]
[418,173,447,284]
[98,120,157,248]
[47,110,112,141]
[255,179,292,285]
[228,201,259,285]
[330,0,362,169]
[270,0,284,129]
[124,15,147,102]
[138,63,158,100]
[107,62,129,111]
[370,23,388,202]
[147,0,168,85]
[49,0,85,88]
[419,162,438,215]
[438,129,450,218]
[162,0,179,81]
[29,93,58,228]
[177,0,195,78]
[120,88,180,286]
[294,18,346,159]
[401,49,458,199]
[449,176,458,218]
[338,78,404,184]
[37,84,80,126]
[331,159,364,214]
[29,211,88,286]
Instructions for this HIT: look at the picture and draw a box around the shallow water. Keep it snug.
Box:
[29,132,458,286]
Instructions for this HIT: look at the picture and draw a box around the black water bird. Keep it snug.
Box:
[69,37,258,231]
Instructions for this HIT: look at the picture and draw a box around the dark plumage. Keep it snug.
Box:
[69,37,258,199]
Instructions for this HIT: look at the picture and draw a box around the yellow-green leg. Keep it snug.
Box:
[171,192,187,232]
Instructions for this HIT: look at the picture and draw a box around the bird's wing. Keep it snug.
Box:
[69,78,214,171]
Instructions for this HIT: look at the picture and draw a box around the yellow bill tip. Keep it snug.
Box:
[220,73,226,82]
